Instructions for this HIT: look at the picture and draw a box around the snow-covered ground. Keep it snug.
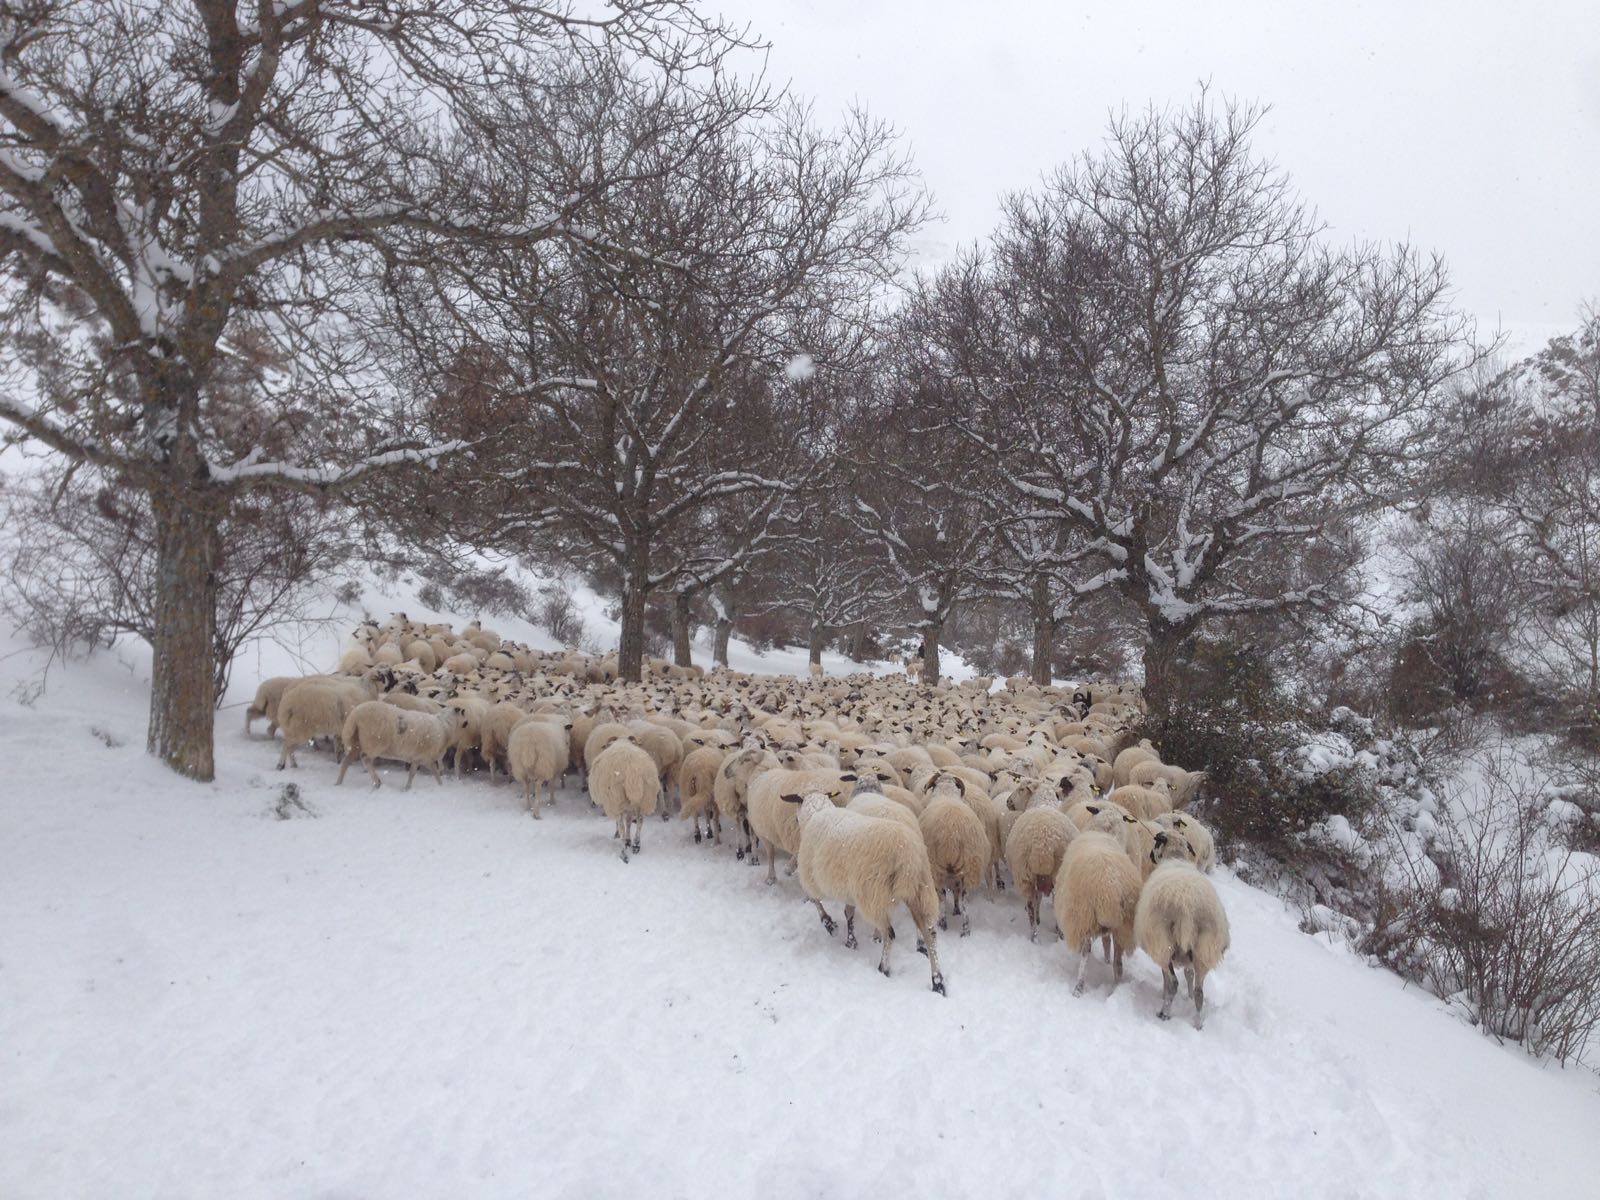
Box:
[3,602,1597,1198]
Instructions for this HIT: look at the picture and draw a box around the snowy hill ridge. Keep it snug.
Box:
[1,583,1597,1199]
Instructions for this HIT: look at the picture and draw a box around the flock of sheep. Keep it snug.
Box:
[246,613,1231,1026]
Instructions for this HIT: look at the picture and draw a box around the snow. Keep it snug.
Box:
[2,593,1597,1197]
[782,352,816,382]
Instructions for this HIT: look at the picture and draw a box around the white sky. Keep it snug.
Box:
[717,0,1600,358]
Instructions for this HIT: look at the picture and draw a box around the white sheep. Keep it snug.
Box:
[1054,812,1144,995]
[748,767,858,883]
[789,790,946,995]
[1127,760,1207,808]
[918,790,990,936]
[336,700,468,789]
[274,674,382,769]
[1153,810,1217,873]
[1112,739,1158,786]
[1004,789,1078,941]
[676,745,727,844]
[1134,831,1230,1027]
[589,737,661,861]
[508,718,571,817]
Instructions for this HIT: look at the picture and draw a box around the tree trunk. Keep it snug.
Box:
[1142,618,1194,721]
[920,620,942,687]
[847,622,869,662]
[1031,574,1056,686]
[714,613,733,668]
[808,622,825,667]
[147,488,222,781]
[671,589,694,667]
[618,542,650,683]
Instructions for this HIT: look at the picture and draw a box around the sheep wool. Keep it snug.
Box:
[791,791,946,995]
[1134,833,1231,1028]
[508,719,570,817]
[589,738,661,862]
[1054,825,1143,995]
[337,700,467,790]
[918,794,990,936]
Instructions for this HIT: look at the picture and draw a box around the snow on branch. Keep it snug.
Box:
[205,440,472,492]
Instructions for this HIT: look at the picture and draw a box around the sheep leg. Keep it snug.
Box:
[366,756,382,789]
[404,762,419,791]
[1101,933,1112,963]
[784,855,798,877]
[630,815,641,854]
[1026,895,1039,943]
[1192,966,1208,1029]
[919,924,946,995]
[1111,939,1124,988]
[813,901,837,936]
[1183,962,1196,1000]
[617,815,630,863]
[877,925,893,978]
[955,887,970,938]
[1073,937,1093,996]
[336,746,360,786]
[1157,964,1179,1020]
[693,815,703,843]
[844,904,858,950]
[765,851,777,886]
[938,888,949,932]
[430,759,443,787]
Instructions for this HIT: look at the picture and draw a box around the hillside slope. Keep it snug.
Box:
[1,616,1595,1199]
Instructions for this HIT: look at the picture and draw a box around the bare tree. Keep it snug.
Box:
[923,93,1472,714]
[399,71,926,680]
[0,0,740,778]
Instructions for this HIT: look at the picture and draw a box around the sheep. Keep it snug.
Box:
[442,696,491,779]
[1127,760,1207,808]
[1134,831,1230,1027]
[274,674,382,769]
[336,700,468,789]
[442,652,479,675]
[789,790,946,995]
[748,767,858,883]
[1004,789,1078,941]
[247,674,328,737]
[479,702,532,782]
[846,790,924,836]
[1054,812,1144,995]
[337,648,373,675]
[716,746,779,862]
[1153,810,1217,873]
[508,718,570,817]
[588,737,661,862]
[404,640,438,672]
[918,791,990,936]
[1112,740,1159,786]
[1107,781,1173,821]
[676,746,727,844]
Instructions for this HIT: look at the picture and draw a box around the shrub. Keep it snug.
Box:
[1367,762,1600,1065]
[536,585,585,648]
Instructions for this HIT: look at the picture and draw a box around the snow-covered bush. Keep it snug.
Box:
[1367,762,1600,1064]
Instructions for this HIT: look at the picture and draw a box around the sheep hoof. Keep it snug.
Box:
[931,976,946,996]
[960,920,971,938]
[820,916,837,936]
[736,848,745,860]
[1157,1010,1171,1021]
[877,962,890,979]
[1072,982,1086,998]
[916,941,928,957]
[694,831,703,844]
[938,916,948,932]
[844,933,858,950]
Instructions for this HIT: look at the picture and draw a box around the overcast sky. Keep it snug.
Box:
[717,0,1599,358]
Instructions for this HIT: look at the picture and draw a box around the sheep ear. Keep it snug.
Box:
[1153,830,1168,846]
[955,777,966,795]
[840,773,856,782]
[1085,805,1101,815]
[779,792,804,804]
